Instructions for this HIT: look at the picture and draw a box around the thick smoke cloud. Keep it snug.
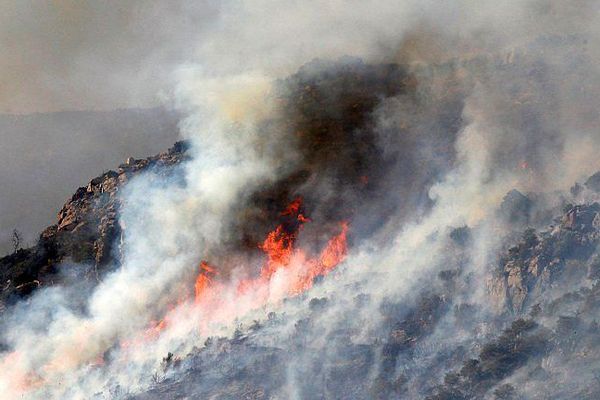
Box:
[1,0,600,399]
[0,1,219,114]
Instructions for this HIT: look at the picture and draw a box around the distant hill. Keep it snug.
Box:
[0,107,180,254]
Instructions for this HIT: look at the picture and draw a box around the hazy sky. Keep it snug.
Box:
[0,1,219,114]
[0,1,223,252]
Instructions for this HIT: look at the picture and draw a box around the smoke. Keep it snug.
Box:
[2,0,600,398]
[0,1,221,114]
[0,1,218,253]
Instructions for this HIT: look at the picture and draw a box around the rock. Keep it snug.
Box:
[562,207,577,230]
[500,189,532,225]
[561,204,599,232]
[585,171,600,193]
[506,262,528,312]
[490,203,600,314]
[487,275,508,313]
[570,182,583,197]
[0,141,190,308]
[528,255,541,277]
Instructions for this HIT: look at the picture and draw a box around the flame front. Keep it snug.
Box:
[192,196,349,325]
[5,198,350,396]
[195,261,217,302]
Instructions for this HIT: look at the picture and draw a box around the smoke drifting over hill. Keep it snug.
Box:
[1,1,600,399]
[0,108,180,255]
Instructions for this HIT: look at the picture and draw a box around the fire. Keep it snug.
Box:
[208,196,348,304]
[126,197,349,348]
[195,261,217,302]
[282,196,311,223]
[297,221,349,293]
[259,225,297,278]
[257,217,348,295]
[1,201,350,395]
[121,294,188,350]
[190,197,348,327]
[260,196,309,279]
[0,351,44,394]
[254,196,348,295]
[281,196,303,217]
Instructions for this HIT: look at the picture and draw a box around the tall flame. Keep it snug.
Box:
[2,197,350,397]
[193,197,348,323]
[195,261,217,302]
[124,198,348,353]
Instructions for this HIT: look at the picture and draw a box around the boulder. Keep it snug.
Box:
[585,171,600,193]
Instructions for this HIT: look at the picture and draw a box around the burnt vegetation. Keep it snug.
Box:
[127,186,600,399]
[3,53,600,399]
[232,57,464,262]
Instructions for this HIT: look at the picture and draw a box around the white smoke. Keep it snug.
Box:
[1,0,600,399]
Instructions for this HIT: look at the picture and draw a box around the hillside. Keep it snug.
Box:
[1,52,599,399]
[131,188,600,399]
[0,107,180,254]
[0,141,189,311]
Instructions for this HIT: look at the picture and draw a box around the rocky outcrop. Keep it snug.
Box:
[499,189,533,225]
[0,141,190,309]
[489,202,600,314]
[585,171,600,193]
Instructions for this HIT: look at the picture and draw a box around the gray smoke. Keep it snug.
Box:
[0,1,219,114]
[1,0,600,398]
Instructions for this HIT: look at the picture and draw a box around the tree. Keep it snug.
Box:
[11,229,22,254]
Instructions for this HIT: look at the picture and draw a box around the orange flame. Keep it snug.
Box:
[2,200,351,393]
[216,197,348,301]
[133,198,349,344]
[281,196,303,216]
[259,225,297,278]
[195,261,217,302]
[293,221,349,294]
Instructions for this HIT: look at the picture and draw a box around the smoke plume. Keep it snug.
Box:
[1,1,600,398]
